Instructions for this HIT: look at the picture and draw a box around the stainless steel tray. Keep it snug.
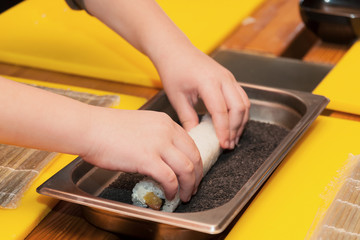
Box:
[37,83,328,239]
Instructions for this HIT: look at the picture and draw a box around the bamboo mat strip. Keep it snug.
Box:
[310,154,360,239]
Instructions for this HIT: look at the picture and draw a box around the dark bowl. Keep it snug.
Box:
[299,0,360,43]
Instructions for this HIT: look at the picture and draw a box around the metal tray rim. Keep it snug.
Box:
[37,83,329,234]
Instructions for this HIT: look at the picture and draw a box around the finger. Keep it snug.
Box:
[169,94,199,131]
[221,82,244,148]
[172,127,203,193]
[200,86,230,149]
[222,81,250,148]
[235,84,251,143]
[139,155,179,200]
[161,145,197,202]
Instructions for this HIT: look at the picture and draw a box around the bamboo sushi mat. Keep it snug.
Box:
[309,154,360,239]
[0,84,119,209]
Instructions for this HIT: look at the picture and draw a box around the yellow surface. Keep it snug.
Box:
[226,115,360,240]
[0,0,264,88]
[313,40,360,115]
[0,76,147,240]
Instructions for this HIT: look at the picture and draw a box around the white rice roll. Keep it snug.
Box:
[132,179,166,208]
[132,114,222,212]
[188,114,222,175]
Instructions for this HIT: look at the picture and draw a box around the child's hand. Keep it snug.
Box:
[82,108,203,202]
[157,47,250,150]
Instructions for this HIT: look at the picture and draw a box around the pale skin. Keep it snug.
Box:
[0,0,250,202]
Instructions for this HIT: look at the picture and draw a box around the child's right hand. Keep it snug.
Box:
[81,107,203,202]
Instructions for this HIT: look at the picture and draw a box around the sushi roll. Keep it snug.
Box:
[132,114,221,212]
[132,179,181,212]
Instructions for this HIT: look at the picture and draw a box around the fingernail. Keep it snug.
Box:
[235,137,240,146]
[230,141,235,149]
[225,140,230,149]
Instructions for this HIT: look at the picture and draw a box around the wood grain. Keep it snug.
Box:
[220,0,349,65]
[221,0,306,57]
[0,62,159,100]
[25,201,123,240]
[303,40,350,65]
[328,111,360,122]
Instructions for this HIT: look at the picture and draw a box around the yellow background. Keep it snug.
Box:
[0,0,264,87]
[227,116,360,240]
[314,40,360,115]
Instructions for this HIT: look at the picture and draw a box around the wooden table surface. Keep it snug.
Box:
[0,0,355,239]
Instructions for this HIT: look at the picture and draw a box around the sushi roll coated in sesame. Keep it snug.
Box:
[132,114,221,212]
